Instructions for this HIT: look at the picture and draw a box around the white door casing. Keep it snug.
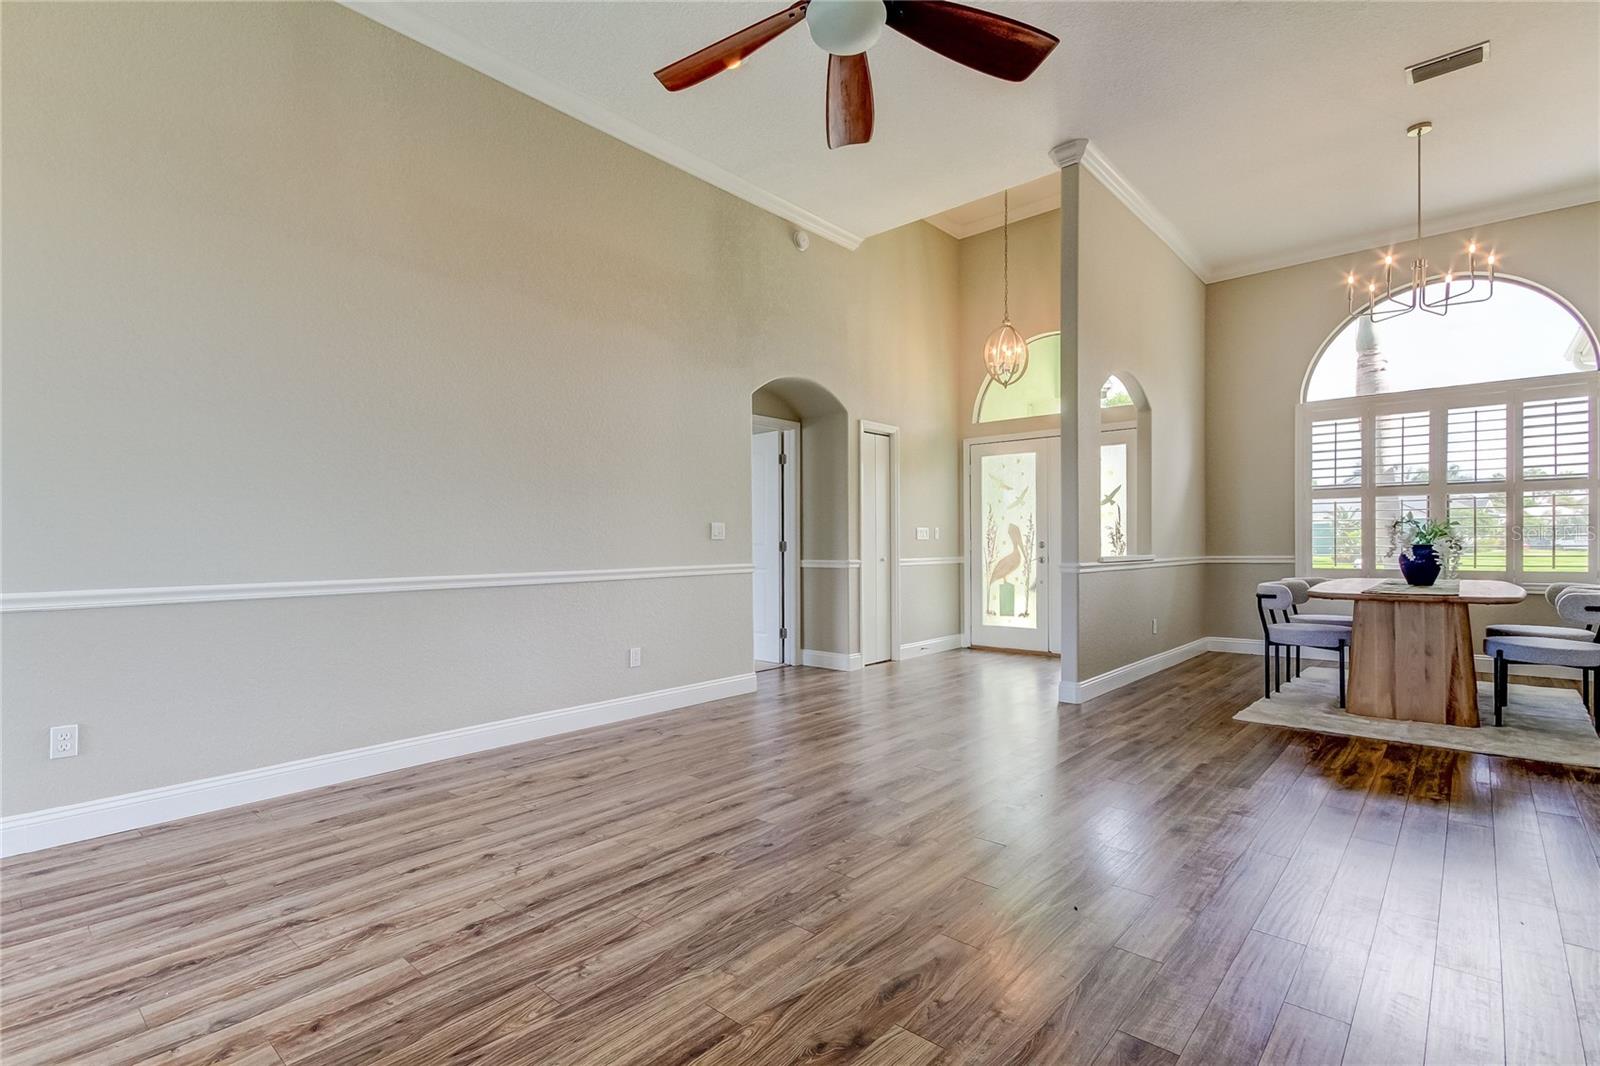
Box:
[751,430,784,664]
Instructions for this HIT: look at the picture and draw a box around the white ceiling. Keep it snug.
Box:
[348,1,1599,281]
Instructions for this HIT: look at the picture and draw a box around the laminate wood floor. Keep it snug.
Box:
[4,651,1599,1065]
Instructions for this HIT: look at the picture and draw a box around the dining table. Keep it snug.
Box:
[1310,577,1527,728]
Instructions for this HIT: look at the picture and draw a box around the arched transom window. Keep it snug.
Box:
[973,332,1060,423]
[1298,278,1599,579]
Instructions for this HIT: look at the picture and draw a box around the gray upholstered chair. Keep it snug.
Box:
[1277,578,1352,679]
[1485,582,1600,642]
[1257,581,1349,706]
[1280,578,1354,627]
[1485,587,1600,731]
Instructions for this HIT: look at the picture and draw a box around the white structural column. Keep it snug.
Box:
[1051,139,1086,703]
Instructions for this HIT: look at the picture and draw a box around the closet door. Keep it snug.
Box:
[863,432,893,665]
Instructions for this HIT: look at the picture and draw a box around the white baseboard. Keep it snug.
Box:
[1060,637,1212,704]
[800,649,863,671]
[0,672,756,857]
[898,634,965,660]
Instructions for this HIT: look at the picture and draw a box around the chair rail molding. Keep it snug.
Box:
[0,563,755,613]
[1060,554,1297,574]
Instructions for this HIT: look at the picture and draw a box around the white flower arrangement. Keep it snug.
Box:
[1389,513,1466,579]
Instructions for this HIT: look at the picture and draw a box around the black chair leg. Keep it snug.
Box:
[1263,642,1272,700]
[1295,646,1302,678]
[1337,643,1346,708]
[1274,645,1281,693]
[1494,651,1505,726]
[1582,667,1588,709]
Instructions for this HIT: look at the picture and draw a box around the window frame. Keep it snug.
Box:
[1296,371,1600,582]
[1098,425,1137,560]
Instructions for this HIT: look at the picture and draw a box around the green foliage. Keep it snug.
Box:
[1393,512,1458,546]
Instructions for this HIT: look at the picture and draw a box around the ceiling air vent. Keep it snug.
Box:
[1407,42,1489,85]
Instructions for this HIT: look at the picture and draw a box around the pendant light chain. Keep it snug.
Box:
[982,186,1028,388]
[1002,190,1009,320]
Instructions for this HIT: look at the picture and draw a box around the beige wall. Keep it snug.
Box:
[1,2,963,813]
[1074,173,1208,677]
[1204,201,1600,642]
[956,210,1063,440]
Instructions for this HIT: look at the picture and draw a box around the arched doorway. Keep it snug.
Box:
[751,378,851,670]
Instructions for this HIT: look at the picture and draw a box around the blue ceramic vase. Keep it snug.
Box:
[1399,543,1441,586]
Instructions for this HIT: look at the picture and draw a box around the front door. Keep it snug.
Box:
[968,437,1057,653]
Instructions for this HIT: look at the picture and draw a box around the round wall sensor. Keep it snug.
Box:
[791,229,811,252]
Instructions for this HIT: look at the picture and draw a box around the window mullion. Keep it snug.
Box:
[1507,396,1523,581]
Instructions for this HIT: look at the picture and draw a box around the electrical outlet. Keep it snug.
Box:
[709,522,726,541]
[49,724,78,759]
[628,647,642,668]
[1152,618,1159,635]
[934,527,941,540]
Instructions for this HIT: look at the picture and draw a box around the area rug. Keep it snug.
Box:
[1233,667,1600,767]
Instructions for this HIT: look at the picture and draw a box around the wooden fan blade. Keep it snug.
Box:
[654,2,809,91]
[826,52,874,148]
[884,1,1058,82]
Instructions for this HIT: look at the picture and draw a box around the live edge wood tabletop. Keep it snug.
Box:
[1311,578,1527,727]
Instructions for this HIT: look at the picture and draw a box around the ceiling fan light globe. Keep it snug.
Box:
[807,0,887,56]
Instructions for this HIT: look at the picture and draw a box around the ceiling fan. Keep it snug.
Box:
[653,0,1059,149]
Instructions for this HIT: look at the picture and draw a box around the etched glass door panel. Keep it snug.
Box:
[969,439,1055,653]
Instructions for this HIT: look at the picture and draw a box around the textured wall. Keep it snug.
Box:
[1,2,963,814]
[1074,173,1208,678]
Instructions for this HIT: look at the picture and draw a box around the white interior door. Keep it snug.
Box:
[862,431,893,665]
[969,437,1057,653]
[751,431,783,664]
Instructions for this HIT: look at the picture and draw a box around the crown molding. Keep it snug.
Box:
[1049,139,1088,168]
[1077,143,1210,281]
[1206,182,1600,283]
[340,1,865,252]
[922,178,1063,240]
[934,140,1210,280]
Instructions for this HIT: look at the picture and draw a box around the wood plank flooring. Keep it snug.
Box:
[3,651,1599,1065]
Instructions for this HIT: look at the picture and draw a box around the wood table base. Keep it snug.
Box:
[1347,598,1480,726]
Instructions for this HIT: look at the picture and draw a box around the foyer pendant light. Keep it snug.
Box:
[983,190,1028,387]
[1345,120,1498,322]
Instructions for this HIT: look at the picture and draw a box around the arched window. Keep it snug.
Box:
[973,332,1060,423]
[1100,372,1151,558]
[1298,277,1599,579]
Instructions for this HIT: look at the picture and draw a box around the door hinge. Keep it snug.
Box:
[779,539,788,553]
[780,627,788,639]
[778,452,788,466]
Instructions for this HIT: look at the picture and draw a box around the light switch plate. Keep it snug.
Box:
[710,522,726,541]
[916,527,930,541]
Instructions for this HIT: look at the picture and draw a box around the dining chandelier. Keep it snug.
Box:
[982,190,1028,387]
[1346,120,1497,323]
